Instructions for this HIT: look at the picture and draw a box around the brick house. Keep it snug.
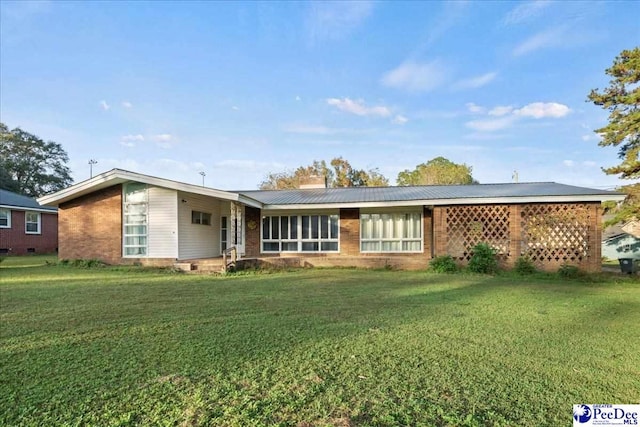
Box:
[0,189,58,255]
[38,169,625,272]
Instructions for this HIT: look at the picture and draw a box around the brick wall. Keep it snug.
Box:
[244,206,261,257]
[0,211,58,254]
[58,184,122,264]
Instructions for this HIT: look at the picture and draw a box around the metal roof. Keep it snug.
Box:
[0,189,58,212]
[240,182,625,207]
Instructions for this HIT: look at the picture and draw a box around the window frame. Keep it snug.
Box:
[191,210,212,226]
[0,208,10,228]
[122,182,148,257]
[261,213,339,254]
[25,211,41,234]
[360,210,423,253]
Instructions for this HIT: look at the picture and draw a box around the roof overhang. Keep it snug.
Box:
[37,169,263,208]
[260,193,627,211]
[0,204,57,213]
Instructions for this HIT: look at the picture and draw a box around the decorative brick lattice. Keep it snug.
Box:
[445,205,510,261]
[520,204,591,263]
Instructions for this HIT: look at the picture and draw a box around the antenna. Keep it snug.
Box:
[512,170,519,183]
[88,159,98,178]
[199,171,206,187]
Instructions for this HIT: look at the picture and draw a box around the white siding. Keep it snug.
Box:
[148,186,179,258]
[178,192,221,259]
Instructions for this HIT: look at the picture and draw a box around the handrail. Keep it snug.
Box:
[222,246,237,273]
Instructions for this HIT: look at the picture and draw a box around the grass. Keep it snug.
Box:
[1,261,639,426]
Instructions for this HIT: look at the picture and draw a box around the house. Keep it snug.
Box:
[37,169,626,272]
[0,189,58,255]
[602,219,640,260]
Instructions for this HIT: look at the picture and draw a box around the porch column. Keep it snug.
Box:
[230,202,243,253]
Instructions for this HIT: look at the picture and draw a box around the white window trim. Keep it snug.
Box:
[25,211,41,235]
[0,208,10,228]
[261,214,340,254]
[360,211,424,254]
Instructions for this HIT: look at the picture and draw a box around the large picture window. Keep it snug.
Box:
[123,183,147,256]
[262,214,339,252]
[360,212,422,252]
[25,211,41,234]
[0,208,10,228]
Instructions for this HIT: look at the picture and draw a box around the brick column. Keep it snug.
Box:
[433,207,447,257]
[340,208,360,256]
[508,204,522,267]
[423,207,433,259]
[586,202,602,272]
[244,207,261,257]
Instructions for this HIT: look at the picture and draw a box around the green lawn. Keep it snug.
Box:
[1,260,639,426]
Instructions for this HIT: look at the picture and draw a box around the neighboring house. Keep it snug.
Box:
[0,189,58,255]
[602,218,640,260]
[38,169,626,272]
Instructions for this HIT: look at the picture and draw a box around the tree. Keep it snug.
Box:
[396,157,476,186]
[588,48,640,224]
[0,123,73,197]
[259,157,389,190]
[587,47,639,180]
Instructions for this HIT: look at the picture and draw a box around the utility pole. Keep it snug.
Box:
[199,171,206,187]
[89,159,98,178]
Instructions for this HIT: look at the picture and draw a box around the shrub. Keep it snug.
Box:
[429,255,458,273]
[514,255,536,275]
[468,243,498,274]
[558,263,581,278]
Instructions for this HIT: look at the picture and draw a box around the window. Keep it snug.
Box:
[360,212,422,252]
[191,211,211,225]
[262,214,339,252]
[25,211,41,234]
[123,183,147,256]
[0,208,10,228]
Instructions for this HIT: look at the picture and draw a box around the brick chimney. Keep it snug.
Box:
[299,175,327,189]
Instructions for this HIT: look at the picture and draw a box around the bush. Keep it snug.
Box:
[514,256,536,274]
[429,255,458,273]
[468,243,498,274]
[558,263,581,278]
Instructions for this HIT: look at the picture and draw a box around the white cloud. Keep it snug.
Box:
[466,116,516,132]
[453,72,497,90]
[503,1,552,25]
[514,102,571,118]
[153,134,172,142]
[512,25,568,56]
[583,161,597,167]
[326,97,391,117]
[122,101,133,109]
[120,141,135,148]
[121,134,145,142]
[582,133,602,142]
[488,105,514,116]
[306,1,373,42]
[232,106,239,111]
[466,102,486,114]
[465,101,571,133]
[151,134,174,149]
[295,96,301,101]
[99,100,110,110]
[381,60,448,92]
[563,160,575,167]
[392,115,409,125]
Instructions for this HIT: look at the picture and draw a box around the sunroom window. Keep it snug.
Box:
[123,183,147,256]
[262,214,339,252]
[360,212,422,252]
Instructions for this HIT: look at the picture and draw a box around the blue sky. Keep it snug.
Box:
[1,1,638,190]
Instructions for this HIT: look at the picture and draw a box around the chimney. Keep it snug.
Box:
[299,175,327,189]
